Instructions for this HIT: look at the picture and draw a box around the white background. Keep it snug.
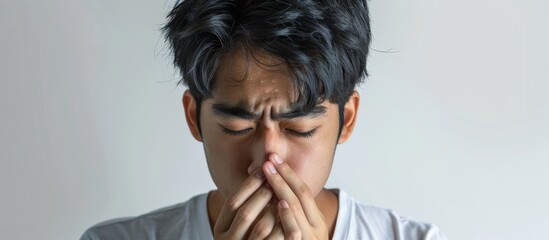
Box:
[1,0,548,239]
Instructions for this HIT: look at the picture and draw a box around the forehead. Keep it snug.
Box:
[211,48,298,109]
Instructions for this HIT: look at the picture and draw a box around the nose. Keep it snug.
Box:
[247,126,286,175]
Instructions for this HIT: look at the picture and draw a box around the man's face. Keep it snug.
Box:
[190,49,343,199]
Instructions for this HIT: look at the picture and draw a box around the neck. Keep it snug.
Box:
[207,188,339,238]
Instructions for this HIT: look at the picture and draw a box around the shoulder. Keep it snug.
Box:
[80,193,210,240]
[335,190,448,240]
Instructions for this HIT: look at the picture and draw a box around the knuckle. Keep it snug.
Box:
[251,222,272,238]
[296,184,312,198]
[257,187,273,198]
[226,197,240,211]
[287,198,301,212]
[236,207,254,222]
[286,230,302,240]
[274,175,286,185]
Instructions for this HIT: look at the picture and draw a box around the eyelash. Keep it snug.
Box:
[220,126,318,138]
[286,128,318,138]
[221,127,253,136]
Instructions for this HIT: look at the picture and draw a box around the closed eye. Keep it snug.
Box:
[219,125,318,138]
[220,126,253,136]
[285,128,318,138]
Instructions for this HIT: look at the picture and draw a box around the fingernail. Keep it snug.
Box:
[266,162,277,174]
[255,169,265,179]
[278,200,289,209]
[272,153,283,165]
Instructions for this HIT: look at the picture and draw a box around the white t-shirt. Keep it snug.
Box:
[80,189,448,240]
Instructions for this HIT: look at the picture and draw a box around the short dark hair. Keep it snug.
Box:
[162,0,371,134]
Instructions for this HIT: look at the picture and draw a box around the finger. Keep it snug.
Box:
[265,223,285,240]
[214,169,266,233]
[227,186,273,238]
[263,160,309,230]
[268,153,324,226]
[248,205,277,240]
[278,200,302,239]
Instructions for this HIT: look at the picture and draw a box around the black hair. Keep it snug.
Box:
[162,0,371,135]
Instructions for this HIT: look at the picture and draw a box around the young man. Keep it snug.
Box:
[82,0,447,239]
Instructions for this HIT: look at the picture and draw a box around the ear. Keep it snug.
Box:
[337,91,360,144]
[183,90,203,142]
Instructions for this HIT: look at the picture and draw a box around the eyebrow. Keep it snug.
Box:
[211,103,327,120]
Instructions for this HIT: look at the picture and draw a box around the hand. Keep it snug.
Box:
[213,169,275,239]
[247,204,278,239]
[261,153,329,240]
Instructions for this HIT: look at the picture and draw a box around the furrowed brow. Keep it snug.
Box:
[272,105,327,120]
[212,103,260,120]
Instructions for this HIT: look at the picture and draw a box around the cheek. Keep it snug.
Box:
[201,124,252,196]
[201,116,247,165]
[204,136,249,172]
[285,139,335,195]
